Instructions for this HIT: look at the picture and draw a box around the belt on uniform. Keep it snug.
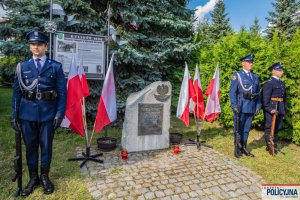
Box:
[239,93,259,100]
[271,97,283,102]
[22,90,57,101]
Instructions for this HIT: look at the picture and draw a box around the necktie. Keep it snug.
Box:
[35,58,42,72]
[248,72,253,81]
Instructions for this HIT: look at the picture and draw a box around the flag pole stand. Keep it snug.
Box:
[185,78,212,150]
[68,146,103,168]
[68,99,103,168]
[185,115,213,149]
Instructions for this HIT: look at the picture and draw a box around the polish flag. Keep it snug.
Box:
[205,64,221,122]
[61,55,84,137]
[190,64,205,120]
[78,59,90,98]
[94,53,117,132]
[176,63,195,127]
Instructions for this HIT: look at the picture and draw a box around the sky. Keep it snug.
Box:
[188,0,275,31]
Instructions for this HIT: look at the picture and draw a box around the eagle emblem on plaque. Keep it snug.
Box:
[154,84,170,102]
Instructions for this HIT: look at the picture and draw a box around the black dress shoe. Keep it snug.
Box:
[234,145,243,158]
[241,146,255,157]
[40,167,54,194]
[21,169,39,197]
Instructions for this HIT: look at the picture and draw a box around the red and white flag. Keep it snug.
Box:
[190,64,205,120]
[61,54,84,137]
[94,53,117,132]
[176,62,195,127]
[205,64,221,122]
[78,59,90,98]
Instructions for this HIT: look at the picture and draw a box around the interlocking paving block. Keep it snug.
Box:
[75,145,262,199]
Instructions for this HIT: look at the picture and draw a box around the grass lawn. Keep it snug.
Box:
[170,117,300,184]
[0,87,94,200]
[1,87,300,199]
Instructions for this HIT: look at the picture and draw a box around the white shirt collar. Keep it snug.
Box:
[243,69,251,74]
[272,76,280,80]
[33,55,47,62]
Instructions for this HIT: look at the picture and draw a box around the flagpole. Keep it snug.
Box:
[67,59,103,168]
[88,4,111,146]
[89,124,96,146]
[81,98,89,147]
[104,4,112,138]
[185,63,212,149]
[195,63,201,144]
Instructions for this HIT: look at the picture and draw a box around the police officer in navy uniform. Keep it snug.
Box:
[262,62,286,154]
[11,31,67,196]
[230,54,261,158]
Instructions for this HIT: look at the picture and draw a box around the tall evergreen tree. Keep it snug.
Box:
[265,0,300,39]
[95,0,195,113]
[209,0,232,40]
[250,17,261,34]
[0,0,195,119]
[194,20,214,48]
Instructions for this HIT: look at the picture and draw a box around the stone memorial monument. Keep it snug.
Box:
[121,81,172,152]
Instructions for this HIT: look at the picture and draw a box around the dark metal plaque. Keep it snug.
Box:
[138,103,164,136]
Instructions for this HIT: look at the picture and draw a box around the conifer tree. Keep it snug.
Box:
[250,17,261,34]
[209,0,232,40]
[265,0,300,39]
[96,0,195,113]
[0,0,195,119]
[284,29,300,144]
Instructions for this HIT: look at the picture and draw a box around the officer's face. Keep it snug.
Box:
[30,43,48,57]
[273,69,284,78]
[242,61,253,71]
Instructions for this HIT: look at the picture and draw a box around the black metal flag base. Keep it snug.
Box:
[68,147,103,168]
[185,135,213,149]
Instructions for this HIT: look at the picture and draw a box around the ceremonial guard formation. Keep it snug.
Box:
[262,62,286,154]
[230,54,261,158]
[11,31,67,196]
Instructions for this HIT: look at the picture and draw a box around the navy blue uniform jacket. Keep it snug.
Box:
[12,58,67,122]
[230,70,261,113]
[262,77,286,115]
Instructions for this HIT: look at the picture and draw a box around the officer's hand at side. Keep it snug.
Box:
[53,118,63,130]
[255,109,260,115]
[10,116,20,132]
[270,109,278,115]
[233,107,239,114]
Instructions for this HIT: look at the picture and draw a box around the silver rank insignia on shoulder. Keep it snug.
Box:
[232,75,236,80]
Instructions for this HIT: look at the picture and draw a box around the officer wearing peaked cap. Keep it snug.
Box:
[230,54,261,158]
[11,30,67,196]
[262,62,286,154]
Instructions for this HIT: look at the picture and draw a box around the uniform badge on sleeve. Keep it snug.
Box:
[232,75,236,80]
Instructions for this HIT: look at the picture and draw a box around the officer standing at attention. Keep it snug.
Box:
[262,62,286,154]
[11,31,67,196]
[230,54,261,158]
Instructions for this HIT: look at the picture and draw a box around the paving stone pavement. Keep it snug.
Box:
[75,145,262,200]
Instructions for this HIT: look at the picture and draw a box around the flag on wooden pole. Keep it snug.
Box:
[190,64,205,120]
[205,64,221,122]
[94,53,117,132]
[61,54,84,137]
[176,62,195,126]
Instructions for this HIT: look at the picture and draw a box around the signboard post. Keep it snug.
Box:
[53,31,106,80]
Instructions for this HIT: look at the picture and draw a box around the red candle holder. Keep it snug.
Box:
[173,145,180,154]
[121,149,128,160]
